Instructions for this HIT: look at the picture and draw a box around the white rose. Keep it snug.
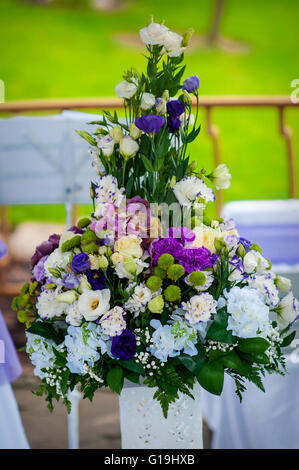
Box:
[140,92,156,110]
[115,80,137,99]
[78,289,110,321]
[114,234,143,258]
[192,225,222,254]
[139,22,169,46]
[209,164,232,190]
[119,136,139,160]
[163,31,184,57]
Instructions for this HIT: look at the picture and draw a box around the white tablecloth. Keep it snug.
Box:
[0,383,29,449]
[201,355,299,449]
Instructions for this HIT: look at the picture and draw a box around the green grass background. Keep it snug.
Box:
[1,0,299,225]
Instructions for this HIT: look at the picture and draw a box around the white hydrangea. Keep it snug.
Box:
[100,306,126,337]
[182,293,217,326]
[124,283,153,316]
[95,174,125,207]
[26,332,63,379]
[173,176,215,206]
[43,248,71,279]
[36,288,68,320]
[247,273,280,308]
[243,250,269,274]
[225,286,270,338]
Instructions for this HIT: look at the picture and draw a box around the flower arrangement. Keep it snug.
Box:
[13,17,298,418]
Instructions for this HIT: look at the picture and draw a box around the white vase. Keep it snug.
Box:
[119,380,203,449]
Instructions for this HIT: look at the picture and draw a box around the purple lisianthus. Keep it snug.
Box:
[178,247,214,274]
[135,115,165,134]
[62,273,79,289]
[32,255,48,283]
[86,268,107,290]
[111,329,136,360]
[31,234,60,267]
[167,100,185,117]
[182,75,200,93]
[68,225,84,235]
[71,253,90,273]
[167,114,182,133]
[167,227,196,243]
[239,237,252,253]
[151,238,184,265]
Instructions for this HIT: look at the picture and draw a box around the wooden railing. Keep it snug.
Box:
[0,95,298,216]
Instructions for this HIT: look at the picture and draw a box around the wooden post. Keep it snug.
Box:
[206,107,223,216]
[278,106,296,198]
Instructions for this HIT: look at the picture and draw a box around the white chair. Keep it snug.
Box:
[0,113,99,448]
[202,198,299,449]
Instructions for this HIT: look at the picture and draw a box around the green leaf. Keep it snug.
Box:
[238,337,270,354]
[206,308,237,344]
[118,359,145,376]
[60,369,70,396]
[220,351,242,370]
[75,130,97,146]
[281,330,296,348]
[53,347,67,367]
[239,351,270,364]
[27,322,63,345]
[178,353,205,375]
[197,361,224,395]
[124,370,140,384]
[107,366,124,395]
[141,154,154,172]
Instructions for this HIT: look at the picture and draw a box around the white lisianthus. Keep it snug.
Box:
[163,30,185,57]
[97,135,115,158]
[275,275,292,292]
[209,164,232,190]
[78,289,111,321]
[124,283,153,316]
[78,274,91,293]
[275,292,298,329]
[65,301,83,327]
[56,290,78,304]
[173,176,215,206]
[247,273,280,308]
[182,293,217,325]
[96,174,125,207]
[119,136,139,160]
[114,234,143,259]
[129,123,142,140]
[115,258,149,280]
[36,288,67,320]
[115,80,138,99]
[225,286,270,338]
[110,125,123,144]
[100,306,127,337]
[139,22,169,46]
[44,248,71,279]
[89,149,105,175]
[140,92,156,110]
[244,250,269,274]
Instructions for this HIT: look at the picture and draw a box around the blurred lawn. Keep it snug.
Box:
[1,0,299,225]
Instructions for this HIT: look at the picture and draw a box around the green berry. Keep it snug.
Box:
[153,266,167,279]
[146,276,162,292]
[164,285,181,302]
[157,253,174,269]
[189,271,206,286]
[82,242,99,254]
[77,218,91,229]
[61,235,81,253]
[167,263,185,281]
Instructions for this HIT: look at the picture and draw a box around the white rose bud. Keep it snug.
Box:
[78,275,92,293]
[129,123,142,140]
[275,275,292,292]
[140,92,156,110]
[209,164,232,190]
[56,290,78,304]
[115,80,137,100]
[139,22,169,46]
[89,254,101,270]
[98,255,109,270]
[110,125,123,144]
[98,245,108,255]
[119,136,139,160]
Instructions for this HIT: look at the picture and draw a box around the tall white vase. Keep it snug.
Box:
[119,380,203,449]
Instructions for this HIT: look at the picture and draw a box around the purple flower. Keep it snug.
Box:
[135,115,165,134]
[178,247,214,274]
[167,114,182,133]
[68,225,84,235]
[182,75,200,93]
[31,234,60,267]
[62,273,79,289]
[167,100,185,116]
[166,227,196,243]
[150,238,184,265]
[229,254,244,272]
[32,255,48,283]
[111,329,136,360]
[86,269,107,290]
[71,253,90,273]
[239,237,252,253]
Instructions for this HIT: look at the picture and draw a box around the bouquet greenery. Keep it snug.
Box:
[13,17,298,417]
